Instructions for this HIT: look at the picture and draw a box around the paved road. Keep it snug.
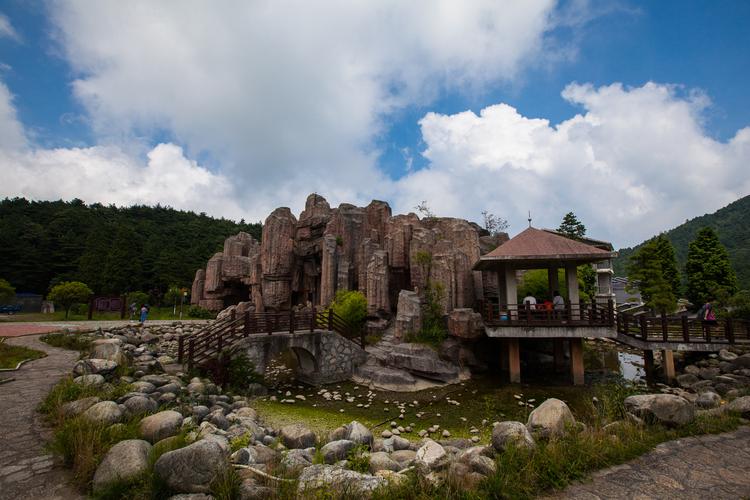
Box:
[549,426,750,499]
[0,335,83,500]
[0,319,210,337]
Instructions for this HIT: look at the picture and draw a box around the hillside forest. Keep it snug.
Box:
[0,198,262,297]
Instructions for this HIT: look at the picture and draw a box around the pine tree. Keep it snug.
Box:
[558,212,586,240]
[653,234,681,296]
[685,227,737,306]
[627,237,677,313]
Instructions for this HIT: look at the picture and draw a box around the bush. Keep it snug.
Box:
[187,305,214,319]
[330,289,367,329]
[40,332,92,352]
[48,281,94,319]
[126,291,150,308]
[201,348,263,393]
[346,444,370,473]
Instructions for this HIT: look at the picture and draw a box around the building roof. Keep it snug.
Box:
[473,226,617,270]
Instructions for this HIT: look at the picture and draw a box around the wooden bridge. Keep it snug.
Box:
[177,308,364,375]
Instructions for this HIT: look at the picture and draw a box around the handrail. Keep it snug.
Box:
[615,312,750,345]
[480,299,615,327]
[178,307,364,370]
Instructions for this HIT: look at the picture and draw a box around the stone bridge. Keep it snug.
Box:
[235,330,368,385]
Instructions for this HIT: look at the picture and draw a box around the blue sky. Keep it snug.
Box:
[1,1,749,247]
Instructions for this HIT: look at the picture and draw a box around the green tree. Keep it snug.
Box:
[0,278,15,304]
[653,234,682,296]
[330,289,367,330]
[48,281,93,319]
[557,212,586,240]
[627,238,677,313]
[685,227,738,306]
[164,285,182,313]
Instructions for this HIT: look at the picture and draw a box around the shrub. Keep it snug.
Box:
[48,281,94,319]
[40,332,92,352]
[187,305,214,319]
[330,289,367,330]
[346,444,370,473]
[126,291,150,309]
[201,348,263,393]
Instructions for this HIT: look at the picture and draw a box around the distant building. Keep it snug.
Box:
[612,277,642,305]
[13,293,43,312]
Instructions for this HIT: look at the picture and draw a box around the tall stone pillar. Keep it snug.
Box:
[319,234,338,307]
[565,264,579,319]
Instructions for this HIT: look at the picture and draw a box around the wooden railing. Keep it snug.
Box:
[177,308,363,370]
[480,300,615,327]
[616,312,750,345]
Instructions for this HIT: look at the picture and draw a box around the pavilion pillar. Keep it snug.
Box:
[504,266,518,319]
[548,266,559,298]
[570,338,584,385]
[553,339,566,373]
[508,338,521,383]
[662,349,675,384]
[565,263,579,319]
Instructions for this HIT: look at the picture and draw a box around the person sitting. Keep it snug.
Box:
[522,294,537,309]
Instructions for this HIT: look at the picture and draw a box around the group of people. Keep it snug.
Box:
[521,291,566,311]
[129,302,150,323]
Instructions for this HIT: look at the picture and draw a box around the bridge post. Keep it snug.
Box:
[310,307,316,332]
[661,312,668,342]
[682,316,690,342]
[178,335,184,363]
[643,350,654,384]
[726,318,735,344]
[188,338,194,372]
[640,315,648,341]
[662,349,675,383]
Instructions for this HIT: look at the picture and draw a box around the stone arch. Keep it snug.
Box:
[290,346,319,377]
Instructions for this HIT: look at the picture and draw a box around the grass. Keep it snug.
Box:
[40,332,93,352]
[1,306,198,323]
[40,376,133,426]
[0,339,46,369]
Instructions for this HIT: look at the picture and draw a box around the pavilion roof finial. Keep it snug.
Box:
[528,210,532,228]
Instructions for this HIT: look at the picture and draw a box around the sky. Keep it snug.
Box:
[1,0,749,248]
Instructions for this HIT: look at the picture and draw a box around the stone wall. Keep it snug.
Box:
[191,193,503,315]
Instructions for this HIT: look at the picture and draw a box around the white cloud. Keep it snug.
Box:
[0,82,26,150]
[0,13,20,41]
[391,82,750,247]
[46,0,562,218]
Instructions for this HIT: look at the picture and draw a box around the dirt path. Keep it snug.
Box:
[547,426,750,499]
[0,335,83,500]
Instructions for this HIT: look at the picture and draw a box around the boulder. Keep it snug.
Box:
[695,392,721,409]
[61,396,100,417]
[238,479,273,500]
[391,449,417,466]
[492,421,535,452]
[140,410,184,443]
[624,394,695,426]
[297,465,385,496]
[719,349,738,362]
[73,359,118,376]
[92,439,151,492]
[329,420,372,446]
[233,407,259,421]
[385,343,460,383]
[394,291,422,341]
[281,449,314,472]
[676,373,699,388]
[124,395,158,416]
[415,439,447,470]
[90,339,127,364]
[320,439,357,464]
[280,423,316,449]
[131,381,157,394]
[82,401,123,425]
[526,398,576,438]
[726,396,750,418]
[74,374,105,386]
[154,440,226,493]
[369,452,400,473]
[447,308,484,340]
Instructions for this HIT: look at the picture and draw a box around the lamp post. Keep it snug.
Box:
[180,290,187,320]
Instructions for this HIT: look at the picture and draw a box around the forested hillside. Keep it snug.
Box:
[614,195,750,290]
[0,198,262,295]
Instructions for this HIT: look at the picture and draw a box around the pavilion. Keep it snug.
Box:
[473,226,618,385]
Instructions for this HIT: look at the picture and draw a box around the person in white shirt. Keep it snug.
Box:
[552,291,565,310]
[523,295,537,308]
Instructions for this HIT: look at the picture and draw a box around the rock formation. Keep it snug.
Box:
[191,193,505,315]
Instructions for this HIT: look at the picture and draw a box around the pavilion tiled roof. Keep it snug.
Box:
[473,227,616,269]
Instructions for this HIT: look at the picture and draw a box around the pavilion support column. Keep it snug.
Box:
[644,350,655,385]
[553,339,566,373]
[548,266,559,298]
[662,350,675,384]
[570,338,584,385]
[508,338,521,384]
[504,266,518,319]
[499,339,509,371]
[565,263,580,320]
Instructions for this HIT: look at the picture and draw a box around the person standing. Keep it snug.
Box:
[139,304,149,324]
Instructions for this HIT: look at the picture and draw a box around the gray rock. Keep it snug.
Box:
[246,445,278,464]
[369,451,400,473]
[206,410,230,430]
[320,439,357,464]
[61,396,100,417]
[526,398,576,438]
[167,495,215,500]
[93,439,151,492]
[124,395,158,416]
[192,406,211,421]
[154,440,226,493]
[676,373,699,388]
[719,349,738,362]
[82,401,123,425]
[297,464,385,495]
[280,423,316,449]
[233,407,258,421]
[385,343,460,383]
[74,374,106,386]
[73,358,118,376]
[492,421,535,452]
[281,448,313,472]
[390,449,417,466]
[90,340,126,364]
[726,395,750,417]
[140,374,170,386]
[337,420,373,446]
[140,410,184,443]
[695,391,721,409]
[355,364,417,390]
[467,454,496,476]
[415,439,447,470]
[238,479,273,500]
[624,394,695,426]
[131,381,157,394]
